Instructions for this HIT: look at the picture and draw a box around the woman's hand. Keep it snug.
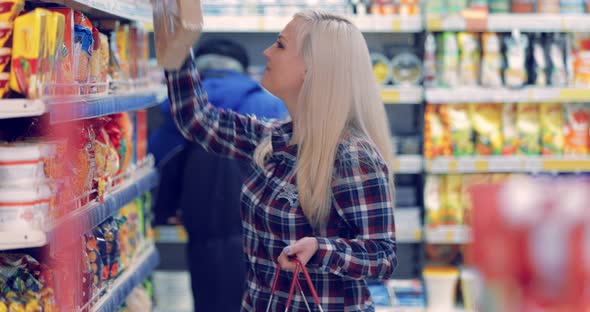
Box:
[277,237,319,271]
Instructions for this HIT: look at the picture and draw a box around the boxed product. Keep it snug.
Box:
[153,0,204,70]
[10,8,48,98]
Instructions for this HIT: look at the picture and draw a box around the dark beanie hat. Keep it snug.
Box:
[195,39,250,71]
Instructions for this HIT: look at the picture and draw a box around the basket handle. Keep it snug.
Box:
[266,258,324,312]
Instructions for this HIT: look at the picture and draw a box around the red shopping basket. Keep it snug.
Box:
[266,258,324,312]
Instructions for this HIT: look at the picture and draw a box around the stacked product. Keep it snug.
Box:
[424,102,590,158]
[425,0,590,14]
[0,4,151,99]
[423,31,590,89]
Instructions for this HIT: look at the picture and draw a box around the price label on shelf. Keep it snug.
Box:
[392,18,402,32]
[474,160,489,172]
[414,228,422,241]
[426,15,443,30]
[381,89,400,103]
[446,230,454,242]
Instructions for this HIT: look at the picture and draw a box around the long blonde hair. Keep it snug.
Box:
[254,9,395,228]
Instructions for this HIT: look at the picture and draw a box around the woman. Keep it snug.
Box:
[166,9,397,312]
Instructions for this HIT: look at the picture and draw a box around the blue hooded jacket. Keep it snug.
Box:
[149,70,288,165]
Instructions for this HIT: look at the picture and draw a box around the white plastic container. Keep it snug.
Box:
[0,185,51,231]
[423,267,459,312]
[0,143,45,186]
[461,267,483,311]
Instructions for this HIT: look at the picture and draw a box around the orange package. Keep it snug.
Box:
[424,103,452,159]
[564,103,589,155]
[48,8,76,95]
[74,11,93,94]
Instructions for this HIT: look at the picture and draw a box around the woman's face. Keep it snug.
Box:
[261,18,306,110]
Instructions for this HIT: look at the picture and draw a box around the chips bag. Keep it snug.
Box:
[502,103,519,155]
[563,103,589,155]
[447,104,474,156]
[517,103,541,155]
[540,103,564,155]
[424,104,452,159]
[470,103,503,155]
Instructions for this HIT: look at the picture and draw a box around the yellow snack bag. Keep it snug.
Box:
[10,8,47,98]
[444,174,463,225]
[424,104,452,159]
[502,103,519,155]
[517,103,541,155]
[540,103,564,155]
[563,103,589,155]
[448,104,474,156]
[424,175,444,228]
[44,11,65,95]
[470,103,503,155]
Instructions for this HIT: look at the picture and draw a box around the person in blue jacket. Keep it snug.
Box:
[149,39,288,312]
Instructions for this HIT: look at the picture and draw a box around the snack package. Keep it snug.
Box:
[116,23,130,81]
[98,33,109,93]
[517,103,541,155]
[573,33,590,88]
[438,32,459,87]
[504,30,529,88]
[531,33,548,86]
[424,104,452,159]
[458,32,480,86]
[444,174,463,225]
[424,175,444,228]
[153,0,203,70]
[0,0,24,23]
[44,11,65,96]
[135,110,147,162]
[502,103,519,155]
[94,218,120,283]
[540,103,564,155]
[93,118,120,201]
[537,0,560,12]
[105,113,134,174]
[423,33,437,87]
[10,8,48,98]
[391,52,422,86]
[481,33,503,87]
[74,12,93,94]
[470,103,503,155]
[129,26,141,80]
[48,8,76,95]
[512,0,534,12]
[447,104,474,156]
[549,33,568,86]
[563,102,589,155]
[88,26,101,94]
[0,22,11,48]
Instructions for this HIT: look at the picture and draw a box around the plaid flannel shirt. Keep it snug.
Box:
[166,59,397,312]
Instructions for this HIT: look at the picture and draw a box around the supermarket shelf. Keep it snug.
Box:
[0,99,45,119]
[426,13,590,32]
[376,307,468,312]
[396,228,423,243]
[48,86,167,123]
[204,15,422,32]
[155,225,188,244]
[91,244,160,312]
[0,230,47,251]
[426,156,590,173]
[394,155,423,174]
[425,87,590,104]
[425,226,472,244]
[381,86,423,105]
[47,167,159,248]
[43,0,153,23]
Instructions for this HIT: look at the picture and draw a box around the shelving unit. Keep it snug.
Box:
[424,226,472,245]
[90,244,160,312]
[394,155,424,174]
[426,13,590,32]
[425,156,590,174]
[204,14,423,32]
[382,86,423,105]
[425,87,590,104]
[43,0,153,23]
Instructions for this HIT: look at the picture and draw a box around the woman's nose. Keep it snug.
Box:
[263,47,271,60]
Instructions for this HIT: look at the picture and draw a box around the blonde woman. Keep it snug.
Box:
[166,9,397,312]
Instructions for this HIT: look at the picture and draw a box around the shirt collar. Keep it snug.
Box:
[271,121,295,153]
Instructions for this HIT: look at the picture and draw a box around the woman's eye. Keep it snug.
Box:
[276,41,284,49]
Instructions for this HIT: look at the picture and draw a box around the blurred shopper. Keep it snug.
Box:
[149,39,287,311]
